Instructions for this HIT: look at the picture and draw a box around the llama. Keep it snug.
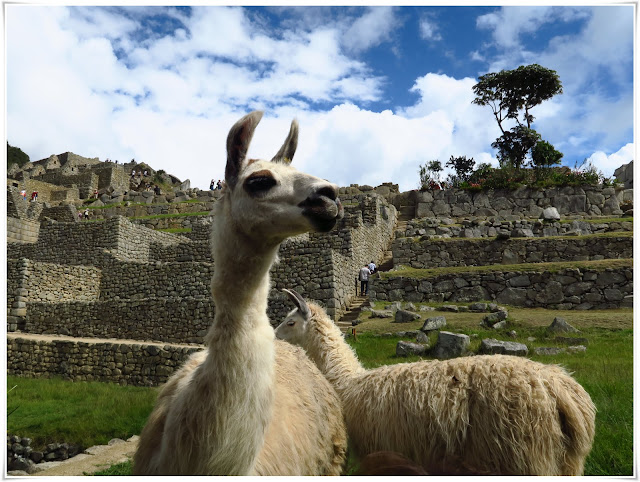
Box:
[275,288,597,476]
[133,111,347,475]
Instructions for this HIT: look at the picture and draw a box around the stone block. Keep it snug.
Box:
[393,309,421,323]
[480,338,528,356]
[534,347,565,356]
[396,341,427,357]
[420,315,447,332]
[432,331,469,359]
[547,317,579,333]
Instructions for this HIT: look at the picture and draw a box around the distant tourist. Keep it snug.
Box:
[84,208,89,220]
[131,169,136,177]
[217,180,223,190]
[78,211,83,221]
[368,260,377,274]
[20,189,26,200]
[93,189,99,199]
[30,191,38,202]
[154,185,161,195]
[144,170,148,177]
[358,264,371,296]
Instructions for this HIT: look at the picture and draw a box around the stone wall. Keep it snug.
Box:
[24,179,79,205]
[338,184,628,220]
[393,235,633,268]
[22,299,214,344]
[7,217,189,267]
[7,218,40,243]
[16,260,101,303]
[412,185,624,218]
[8,336,203,387]
[399,218,633,239]
[370,265,632,310]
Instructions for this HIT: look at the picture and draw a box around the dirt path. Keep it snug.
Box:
[31,436,138,476]
[7,331,200,348]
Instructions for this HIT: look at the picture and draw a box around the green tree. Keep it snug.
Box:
[445,155,475,186]
[531,140,563,169]
[418,160,443,190]
[491,126,541,169]
[7,142,30,169]
[473,64,562,168]
[473,64,562,132]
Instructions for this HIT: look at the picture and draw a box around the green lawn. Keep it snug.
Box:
[6,307,633,476]
[6,377,158,451]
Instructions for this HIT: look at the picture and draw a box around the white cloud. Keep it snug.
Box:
[586,143,634,178]
[342,6,398,53]
[419,16,441,42]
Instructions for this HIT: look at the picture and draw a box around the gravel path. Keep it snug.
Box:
[30,436,139,476]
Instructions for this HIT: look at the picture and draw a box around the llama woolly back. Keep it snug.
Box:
[276,288,597,476]
[133,112,347,475]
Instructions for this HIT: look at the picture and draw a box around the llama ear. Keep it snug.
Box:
[282,288,310,319]
[271,119,298,164]
[225,110,264,189]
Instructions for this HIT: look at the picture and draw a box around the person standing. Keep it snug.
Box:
[359,264,371,296]
[368,260,377,274]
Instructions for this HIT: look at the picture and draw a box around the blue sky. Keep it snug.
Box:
[5,4,635,191]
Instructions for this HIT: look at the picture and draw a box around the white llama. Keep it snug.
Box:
[276,288,596,476]
[133,111,347,475]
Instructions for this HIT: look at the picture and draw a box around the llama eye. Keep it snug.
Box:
[287,320,295,326]
[244,174,276,195]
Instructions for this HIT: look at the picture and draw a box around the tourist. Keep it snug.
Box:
[154,184,161,195]
[93,189,99,199]
[217,180,223,190]
[20,189,26,200]
[78,211,83,221]
[131,169,136,177]
[368,260,377,274]
[358,264,371,296]
[210,179,215,190]
[30,191,38,202]
[84,208,89,220]
[144,170,148,177]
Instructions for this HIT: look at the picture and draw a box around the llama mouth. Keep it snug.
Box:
[300,197,343,232]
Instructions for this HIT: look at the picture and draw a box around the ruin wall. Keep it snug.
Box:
[393,234,633,269]
[370,265,632,310]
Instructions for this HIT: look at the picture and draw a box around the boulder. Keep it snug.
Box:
[439,305,459,312]
[554,336,589,346]
[480,338,528,356]
[468,302,488,312]
[547,317,579,334]
[420,315,447,333]
[432,331,470,360]
[396,341,428,357]
[534,347,565,356]
[567,345,587,354]
[415,331,430,344]
[393,309,421,324]
[370,310,393,319]
[541,207,561,220]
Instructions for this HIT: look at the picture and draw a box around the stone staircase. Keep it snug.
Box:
[336,295,370,333]
[375,205,412,273]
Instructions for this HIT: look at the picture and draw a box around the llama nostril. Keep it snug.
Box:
[315,185,337,201]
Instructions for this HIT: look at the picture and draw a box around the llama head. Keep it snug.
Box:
[275,288,312,347]
[222,111,343,244]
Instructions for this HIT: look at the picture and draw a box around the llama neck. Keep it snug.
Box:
[196,200,282,475]
[306,310,366,396]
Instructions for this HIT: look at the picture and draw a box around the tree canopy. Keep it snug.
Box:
[473,64,563,168]
[7,142,30,169]
[473,64,562,134]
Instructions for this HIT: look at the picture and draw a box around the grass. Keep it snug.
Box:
[379,258,632,279]
[129,211,209,220]
[6,376,158,452]
[7,306,633,476]
[347,305,633,476]
[90,460,133,476]
[157,227,192,234]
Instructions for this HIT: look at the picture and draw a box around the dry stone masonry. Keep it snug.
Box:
[5,158,633,386]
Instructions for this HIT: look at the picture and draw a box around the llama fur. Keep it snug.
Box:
[275,290,596,476]
[133,111,347,475]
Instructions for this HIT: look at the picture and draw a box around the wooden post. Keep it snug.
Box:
[351,327,357,341]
